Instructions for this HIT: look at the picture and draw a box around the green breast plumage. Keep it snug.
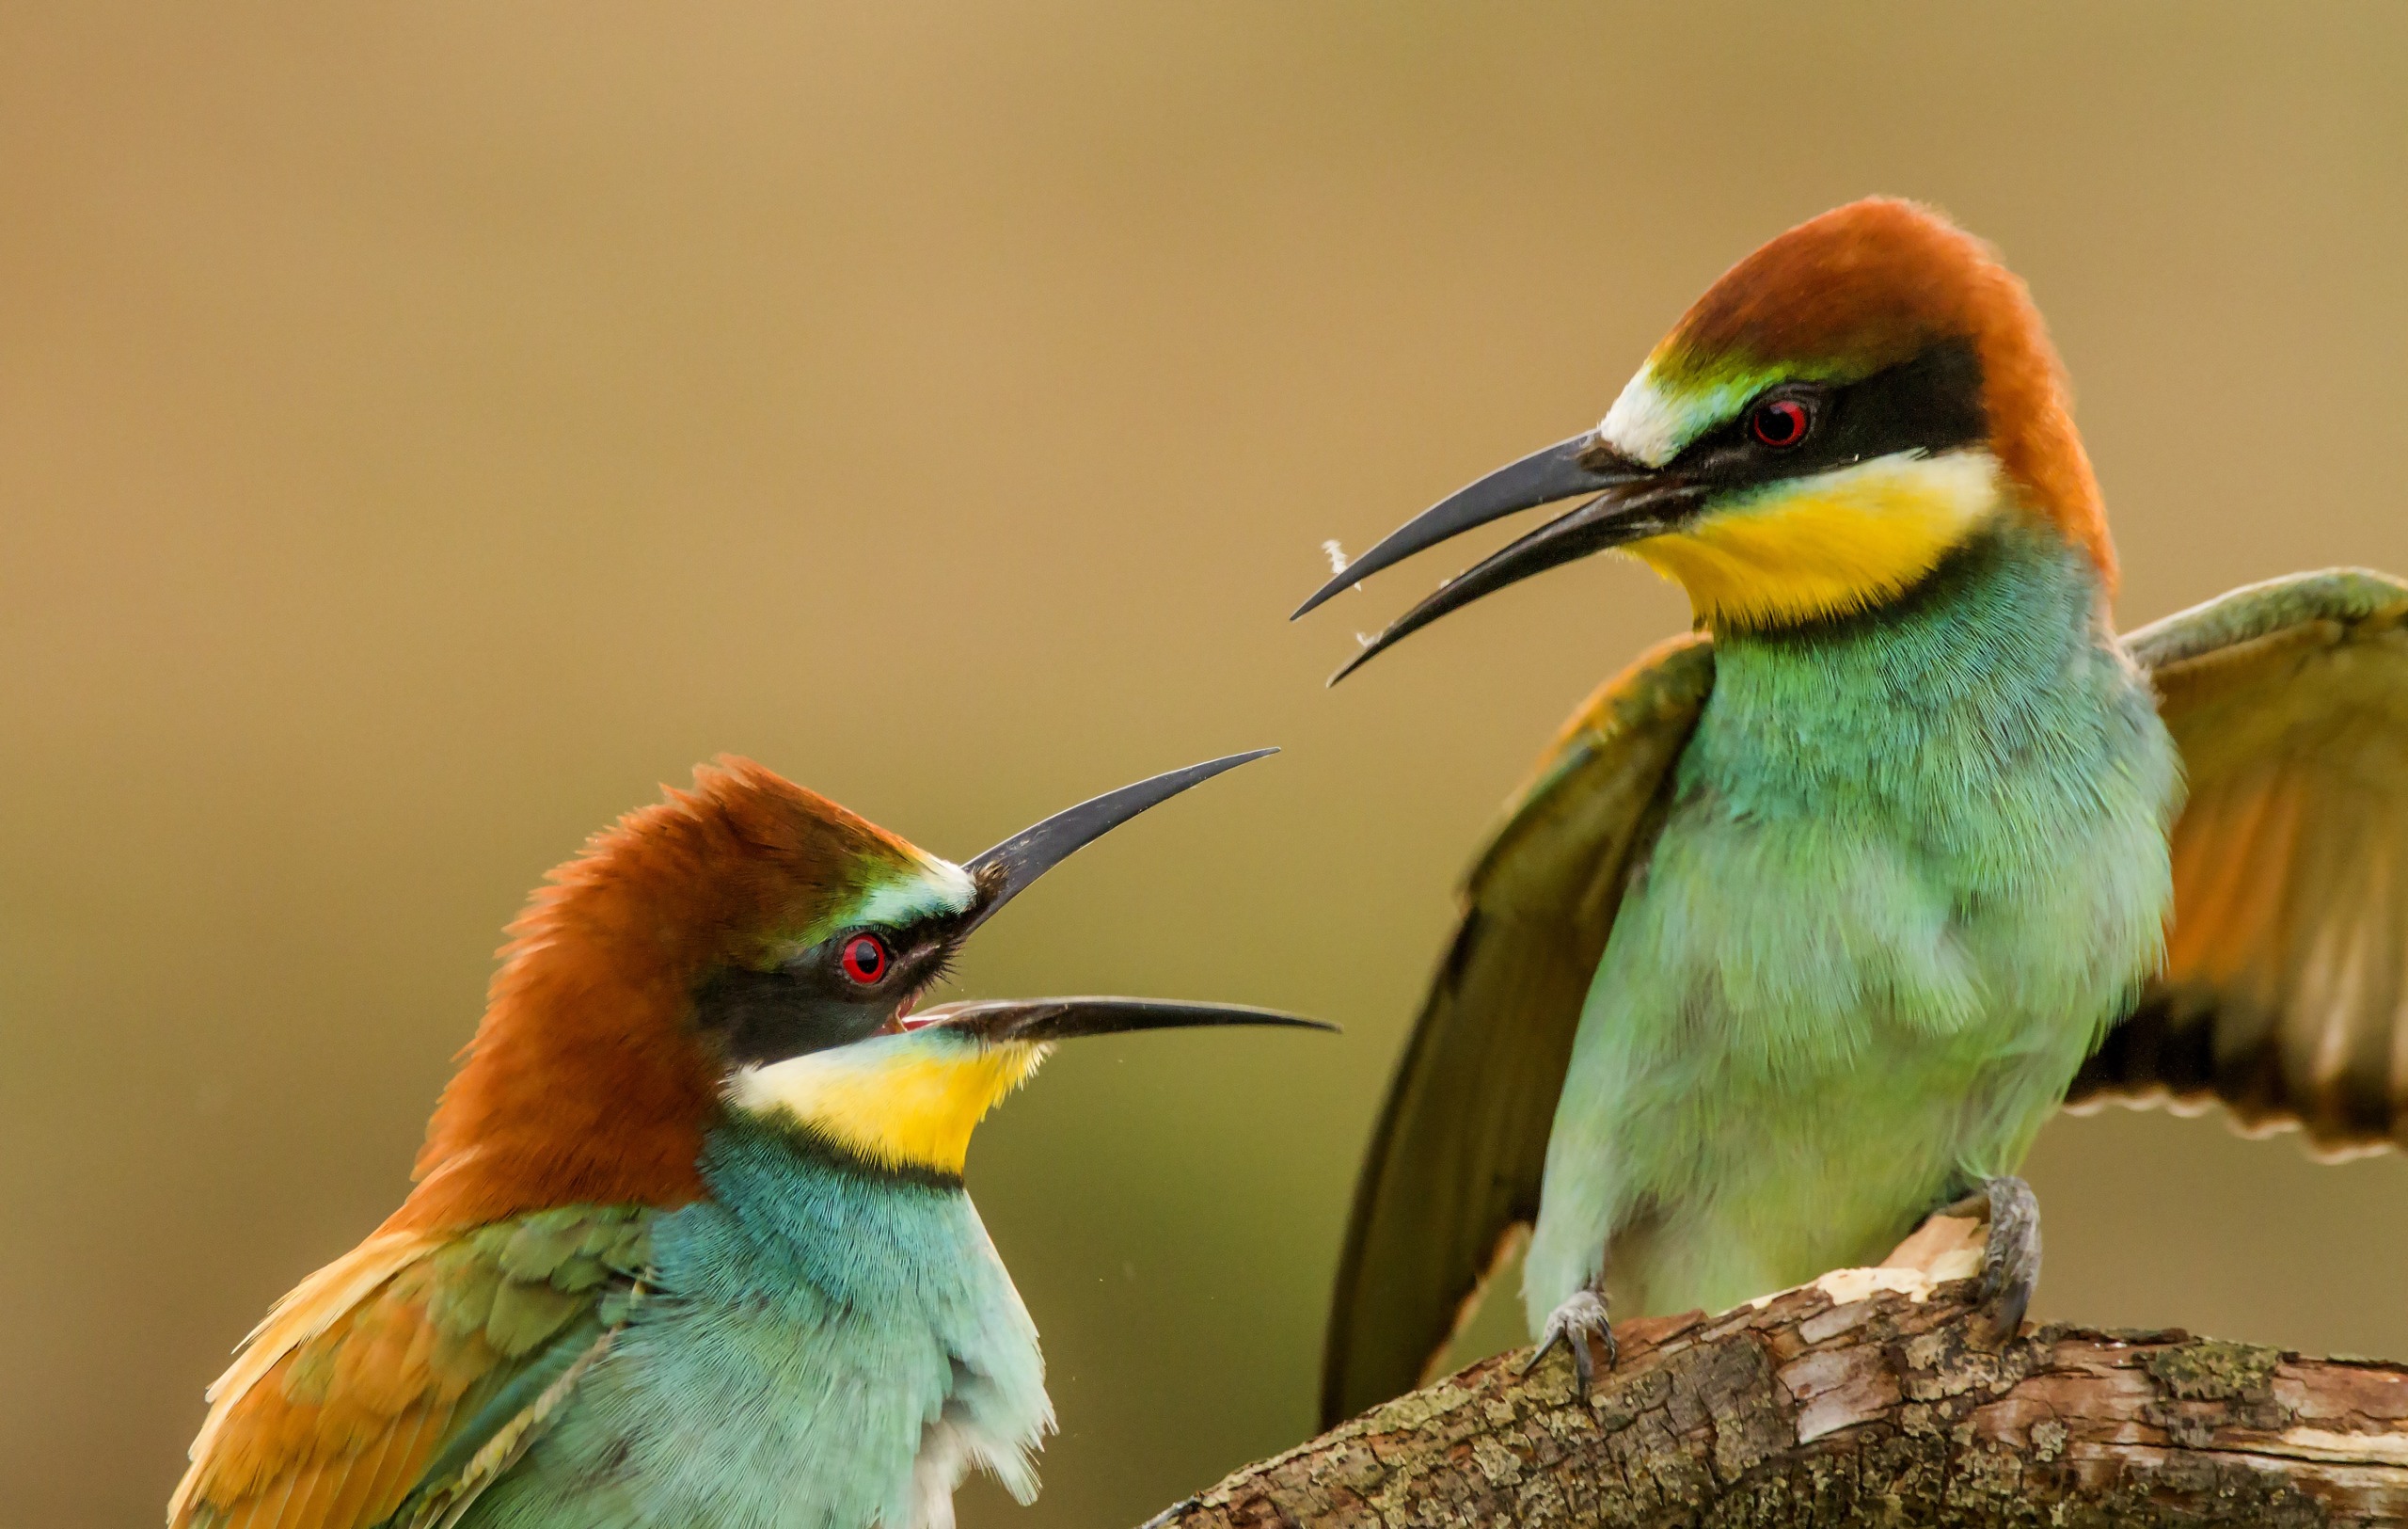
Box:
[460,1117,1050,1529]
[1523,521,2181,1328]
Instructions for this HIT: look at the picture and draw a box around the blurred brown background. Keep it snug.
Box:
[3,4,2405,1524]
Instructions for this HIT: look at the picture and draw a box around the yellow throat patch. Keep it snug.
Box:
[1625,451,2004,629]
[727,1031,1047,1177]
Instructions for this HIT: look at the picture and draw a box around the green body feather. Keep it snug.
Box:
[459,1118,1048,1529]
[1525,521,2181,1327]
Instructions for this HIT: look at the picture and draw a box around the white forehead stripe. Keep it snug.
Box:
[1598,373,1687,468]
[848,857,978,927]
[1598,367,1763,469]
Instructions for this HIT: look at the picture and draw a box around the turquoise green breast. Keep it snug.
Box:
[463,1116,1048,1529]
[1526,520,2180,1329]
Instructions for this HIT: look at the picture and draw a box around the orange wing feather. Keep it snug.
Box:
[2070,569,2408,1155]
[170,1208,651,1529]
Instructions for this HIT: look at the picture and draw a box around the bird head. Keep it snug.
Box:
[389,749,1315,1227]
[1297,198,2112,677]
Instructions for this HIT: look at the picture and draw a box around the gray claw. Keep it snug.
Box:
[1520,1287,1617,1400]
[1969,1175,2040,1348]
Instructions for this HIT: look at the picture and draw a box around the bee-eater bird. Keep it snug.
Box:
[1302,197,2408,1424]
[169,750,1326,1529]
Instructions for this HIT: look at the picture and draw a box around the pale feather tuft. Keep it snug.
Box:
[166,1231,445,1524]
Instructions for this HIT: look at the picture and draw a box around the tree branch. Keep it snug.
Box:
[1145,1257,2408,1527]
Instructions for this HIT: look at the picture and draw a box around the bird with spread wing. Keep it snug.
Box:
[1302,198,2408,1425]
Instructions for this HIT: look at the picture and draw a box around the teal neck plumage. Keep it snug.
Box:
[1527,516,2180,1328]
[467,1114,1051,1529]
[1692,518,2125,858]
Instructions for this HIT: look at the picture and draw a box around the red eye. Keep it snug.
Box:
[1751,397,1813,449]
[839,933,890,985]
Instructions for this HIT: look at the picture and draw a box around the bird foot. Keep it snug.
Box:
[1519,1285,1617,1400]
[1940,1175,2040,1349]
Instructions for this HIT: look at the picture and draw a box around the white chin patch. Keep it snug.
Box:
[723,1047,841,1124]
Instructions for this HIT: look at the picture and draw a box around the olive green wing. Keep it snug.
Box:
[168,1205,655,1529]
[2069,568,2408,1155]
[1320,634,1714,1425]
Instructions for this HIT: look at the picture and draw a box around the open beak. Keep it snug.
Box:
[907,995,1334,1043]
[1291,432,1704,684]
[931,753,1325,1042]
[955,748,1277,937]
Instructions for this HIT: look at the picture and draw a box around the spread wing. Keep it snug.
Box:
[2069,568,2408,1156]
[169,1205,655,1529]
[1320,634,1714,1425]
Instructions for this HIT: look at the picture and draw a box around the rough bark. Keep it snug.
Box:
[1143,1260,2408,1527]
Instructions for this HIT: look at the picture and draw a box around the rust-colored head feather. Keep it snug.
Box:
[385,757,940,1231]
[1658,198,2112,584]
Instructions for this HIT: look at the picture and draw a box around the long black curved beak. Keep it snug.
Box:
[955,748,1276,938]
[1291,432,1702,684]
[909,996,1335,1043]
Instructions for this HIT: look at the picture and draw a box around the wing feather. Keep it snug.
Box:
[169,1206,653,1529]
[173,1231,444,1525]
[1319,634,1713,1425]
[2070,568,2408,1156]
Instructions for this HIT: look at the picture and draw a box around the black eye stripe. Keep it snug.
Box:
[692,964,882,1067]
[693,928,958,1067]
[1675,340,1987,489]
